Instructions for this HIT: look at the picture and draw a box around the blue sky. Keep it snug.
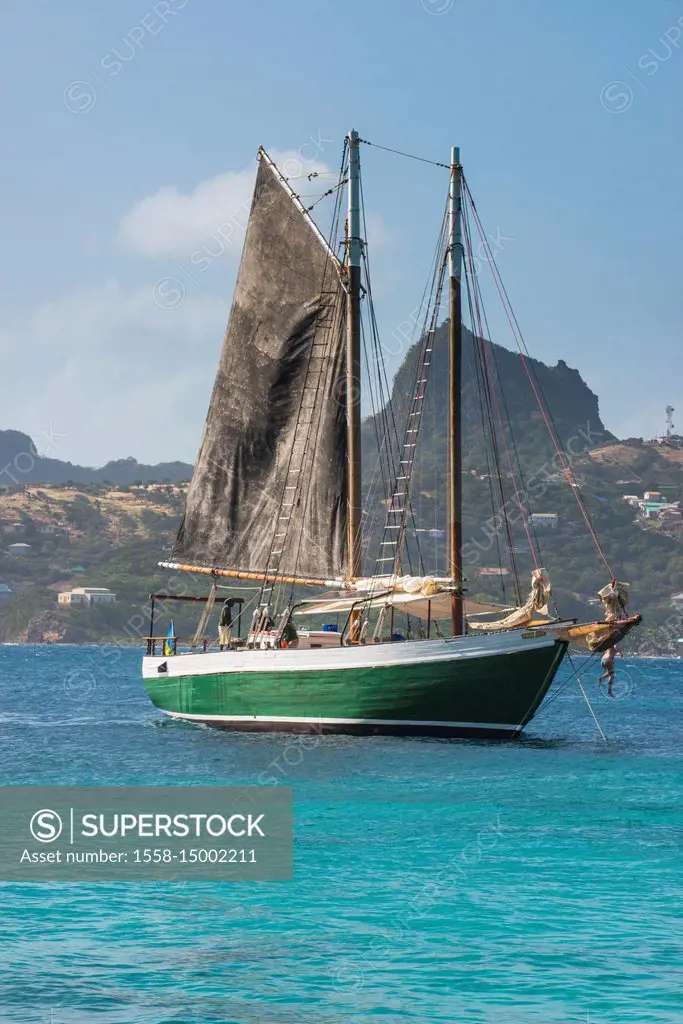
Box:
[1,0,682,465]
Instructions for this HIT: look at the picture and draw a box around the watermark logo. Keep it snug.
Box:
[600,81,634,114]
[63,81,97,114]
[63,669,97,702]
[153,276,186,310]
[30,809,63,843]
[421,0,455,14]
[62,0,191,115]
[599,14,683,114]
[6,786,292,881]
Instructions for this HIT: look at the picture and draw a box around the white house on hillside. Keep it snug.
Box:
[58,587,117,606]
[8,542,32,556]
[529,513,559,529]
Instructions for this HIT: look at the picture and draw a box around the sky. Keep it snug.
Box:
[1,0,682,467]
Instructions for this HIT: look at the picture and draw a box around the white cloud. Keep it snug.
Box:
[118,149,333,260]
[0,279,227,466]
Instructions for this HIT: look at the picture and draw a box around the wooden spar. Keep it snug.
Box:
[158,561,344,589]
[158,563,459,592]
[149,593,245,604]
[346,129,363,581]
[448,146,464,636]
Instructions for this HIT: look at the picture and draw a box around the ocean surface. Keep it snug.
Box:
[0,645,681,1024]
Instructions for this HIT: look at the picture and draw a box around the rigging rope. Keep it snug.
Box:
[369,201,451,588]
[466,288,513,604]
[305,178,348,213]
[486,339,548,575]
[569,652,608,742]
[462,214,523,603]
[461,173,616,582]
[361,310,408,576]
[462,196,539,590]
[357,138,450,170]
[533,651,608,746]
[360,172,450,588]
[460,188,551,596]
[538,650,601,712]
[359,172,411,574]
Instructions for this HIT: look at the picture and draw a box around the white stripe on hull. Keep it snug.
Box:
[161,710,521,733]
[142,630,561,680]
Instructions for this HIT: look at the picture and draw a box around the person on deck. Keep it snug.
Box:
[598,646,623,697]
[218,600,233,650]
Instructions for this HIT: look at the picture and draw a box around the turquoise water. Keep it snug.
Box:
[0,645,681,1023]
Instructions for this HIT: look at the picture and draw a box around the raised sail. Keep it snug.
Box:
[172,152,348,579]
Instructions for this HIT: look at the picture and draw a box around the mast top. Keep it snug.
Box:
[449,146,463,285]
[347,131,362,270]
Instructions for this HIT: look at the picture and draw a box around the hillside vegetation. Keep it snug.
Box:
[0,484,207,645]
[2,328,683,651]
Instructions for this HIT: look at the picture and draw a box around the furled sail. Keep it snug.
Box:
[467,569,553,631]
[172,152,348,578]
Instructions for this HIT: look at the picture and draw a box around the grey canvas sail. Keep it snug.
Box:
[172,152,348,579]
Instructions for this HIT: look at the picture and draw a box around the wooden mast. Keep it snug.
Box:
[347,130,363,582]
[448,146,464,635]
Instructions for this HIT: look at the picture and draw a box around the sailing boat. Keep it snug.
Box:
[141,132,640,738]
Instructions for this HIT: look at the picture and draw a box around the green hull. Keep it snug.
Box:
[142,638,567,739]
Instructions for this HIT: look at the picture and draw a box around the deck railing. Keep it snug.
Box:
[145,592,246,656]
[145,636,214,656]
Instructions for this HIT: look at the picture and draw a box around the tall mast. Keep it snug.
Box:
[346,129,363,579]
[448,146,464,635]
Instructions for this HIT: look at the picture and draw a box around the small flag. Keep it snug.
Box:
[164,619,175,657]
